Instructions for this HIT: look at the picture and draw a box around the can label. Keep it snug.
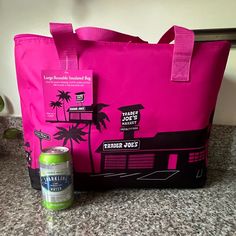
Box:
[41,175,72,192]
[40,162,73,203]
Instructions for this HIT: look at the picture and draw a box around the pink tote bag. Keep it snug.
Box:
[14,23,230,189]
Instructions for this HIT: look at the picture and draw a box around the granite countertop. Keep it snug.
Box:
[0,118,236,235]
[0,153,235,236]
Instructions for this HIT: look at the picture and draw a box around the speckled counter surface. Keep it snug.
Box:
[0,118,236,235]
[0,153,235,236]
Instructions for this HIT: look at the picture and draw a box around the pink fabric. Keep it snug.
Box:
[14,23,230,173]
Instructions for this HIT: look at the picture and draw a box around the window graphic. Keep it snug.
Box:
[104,155,126,170]
[188,151,206,163]
[104,154,155,170]
[128,154,154,169]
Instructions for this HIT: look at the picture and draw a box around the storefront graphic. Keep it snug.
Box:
[96,104,208,181]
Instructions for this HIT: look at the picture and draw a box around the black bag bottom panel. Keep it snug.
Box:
[28,167,207,190]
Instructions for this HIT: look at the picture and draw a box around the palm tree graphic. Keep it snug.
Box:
[88,104,110,173]
[50,100,62,121]
[54,124,87,157]
[57,90,71,121]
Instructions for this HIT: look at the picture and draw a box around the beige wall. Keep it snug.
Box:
[0,0,235,124]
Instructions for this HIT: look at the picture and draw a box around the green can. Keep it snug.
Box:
[39,147,74,210]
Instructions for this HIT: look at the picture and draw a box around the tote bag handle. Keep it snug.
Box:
[158,25,195,82]
[50,23,195,82]
[75,26,147,43]
[50,23,147,70]
[50,23,78,70]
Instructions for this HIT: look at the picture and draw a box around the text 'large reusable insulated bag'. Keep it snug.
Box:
[14,23,230,189]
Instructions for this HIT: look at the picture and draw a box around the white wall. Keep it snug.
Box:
[0,0,235,124]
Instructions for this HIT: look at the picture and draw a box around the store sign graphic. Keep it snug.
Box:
[103,140,140,151]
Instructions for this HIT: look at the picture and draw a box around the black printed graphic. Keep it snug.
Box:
[34,130,51,151]
[48,90,94,123]
[54,124,87,157]
[119,104,144,139]
[57,90,71,121]
[54,103,110,174]
[28,106,213,190]
[50,100,62,122]
[87,104,110,173]
[24,141,32,167]
[103,140,140,151]
[75,92,85,103]
[95,104,208,182]
[73,91,86,120]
